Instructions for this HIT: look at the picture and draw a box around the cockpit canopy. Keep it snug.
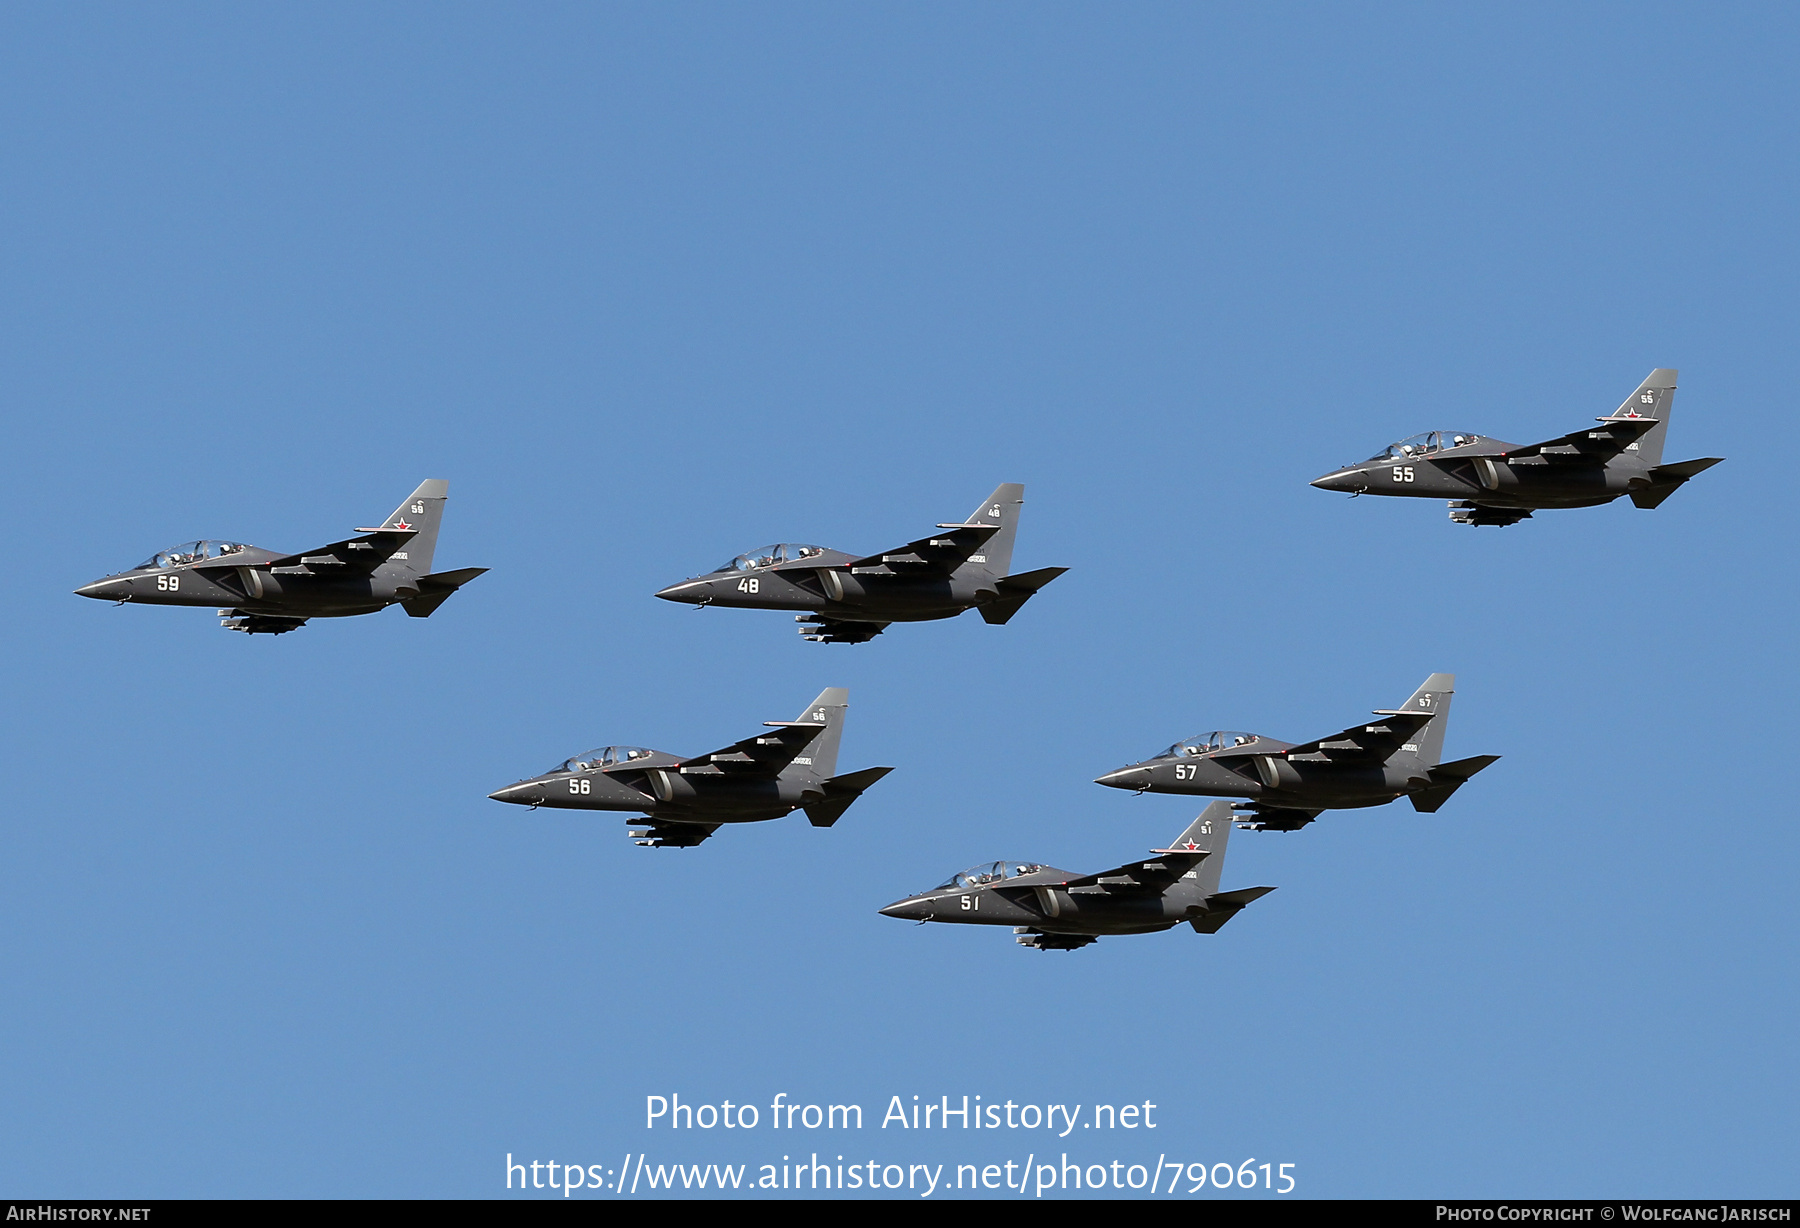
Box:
[1164,731,1257,758]
[551,746,657,774]
[134,540,247,569]
[933,861,1045,891]
[718,543,826,572]
[1368,431,1483,462]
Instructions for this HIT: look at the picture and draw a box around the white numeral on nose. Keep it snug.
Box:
[157,575,180,592]
[568,779,590,795]
[737,578,759,593]
[1391,466,1414,482]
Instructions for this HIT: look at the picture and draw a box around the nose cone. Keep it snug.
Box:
[74,576,127,600]
[1095,766,1151,791]
[489,781,544,805]
[655,577,709,604]
[880,897,930,921]
[1311,467,1367,493]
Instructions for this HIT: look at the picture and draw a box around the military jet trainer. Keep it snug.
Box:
[73,480,486,635]
[488,687,892,847]
[654,483,1066,642]
[1095,673,1498,831]
[879,801,1273,951]
[1311,368,1723,526]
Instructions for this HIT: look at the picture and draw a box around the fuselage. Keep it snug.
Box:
[75,545,422,619]
[488,753,825,824]
[656,552,997,623]
[1096,738,1432,810]
[1312,435,1651,511]
[879,867,1190,937]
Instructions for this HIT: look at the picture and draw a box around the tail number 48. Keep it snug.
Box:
[737,578,760,593]
[1391,466,1414,482]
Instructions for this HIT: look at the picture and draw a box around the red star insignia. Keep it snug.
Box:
[394,519,412,530]
[1183,840,1199,849]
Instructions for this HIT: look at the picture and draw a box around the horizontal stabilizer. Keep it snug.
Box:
[1189,886,1276,933]
[1630,457,1725,509]
[420,567,489,590]
[402,569,488,618]
[1409,754,1500,812]
[979,566,1069,625]
[804,765,894,827]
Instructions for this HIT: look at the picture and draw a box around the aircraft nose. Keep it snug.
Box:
[1311,468,1365,493]
[1095,766,1151,790]
[879,898,929,920]
[74,577,126,600]
[654,578,707,604]
[488,781,543,805]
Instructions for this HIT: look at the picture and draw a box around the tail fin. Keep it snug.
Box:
[1171,801,1237,897]
[951,483,1025,579]
[781,687,849,781]
[1173,802,1277,934]
[377,480,449,574]
[803,765,894,828]
[1395,672,1456,767]
[1608,369,1678,467]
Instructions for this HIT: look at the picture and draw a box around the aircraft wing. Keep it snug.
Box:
[627,817,722,848]
[844,523,999,576]
[673,720,827,779]
[1057,850,1211,896]
[1503,416,1660,462]
[1265,710,1435,762]
[263,527,420,574]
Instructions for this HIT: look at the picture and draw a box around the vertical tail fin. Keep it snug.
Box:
[1608,369,1678,467]
[1169,801,1236,897]
[952,483,1025,579]
[1395,673,1456,767]
[378,480,449,574]
[783,687,849,780]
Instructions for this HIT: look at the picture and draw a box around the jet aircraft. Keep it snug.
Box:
[654,483,1067,642]
[1311,369,1723,526]
[488,687,892,847]
[1095,673,1498,831]
[73,480,486,635]
[879,801,1273,950]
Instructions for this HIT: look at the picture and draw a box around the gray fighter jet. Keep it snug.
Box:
[1095,673,1498,831]
[654,483,1067,642]
[879,801,1273,950]
[73,480,486,635]
[488,687,892,847]
[1311,369,1723,525]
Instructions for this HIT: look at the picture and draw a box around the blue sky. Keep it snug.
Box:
[2,3,1795,1198]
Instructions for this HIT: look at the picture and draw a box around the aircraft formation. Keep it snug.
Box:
[75,368,1720,950]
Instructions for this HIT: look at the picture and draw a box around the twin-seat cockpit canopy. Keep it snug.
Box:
[135,540,247,570]
[553,746,657,774]
[1165,731,1258,758]
[718,543,827,573]
[1368,431,1484,463]
[934,861,1046,891]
